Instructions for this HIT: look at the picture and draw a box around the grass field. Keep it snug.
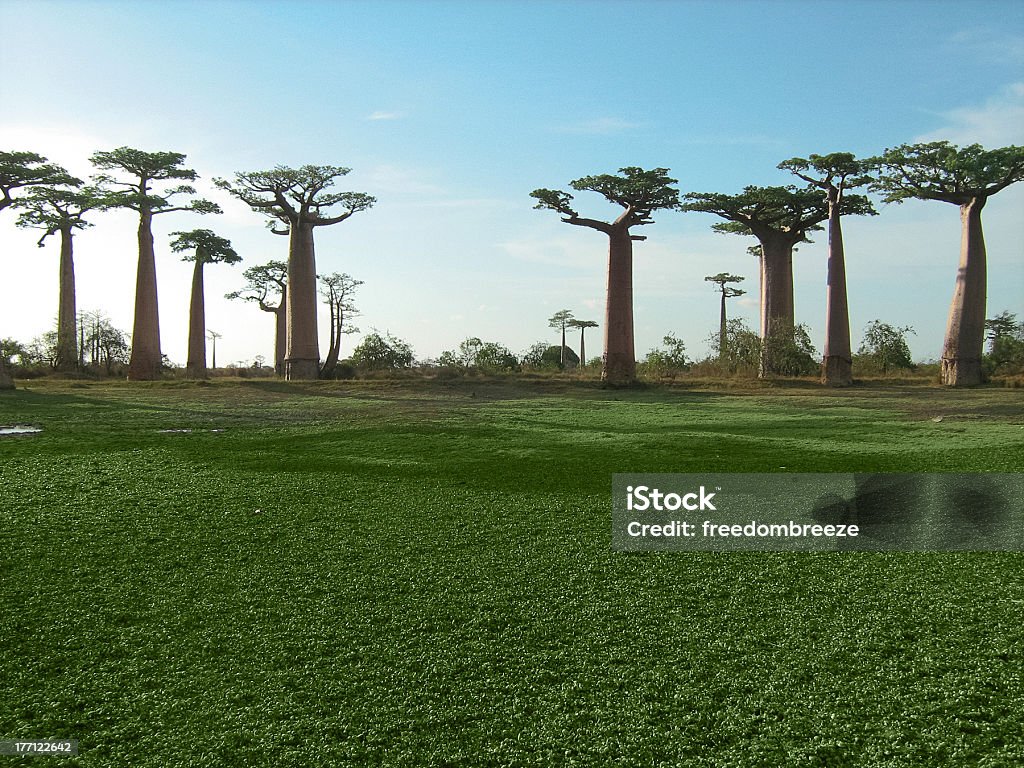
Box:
[2,379,1023,767]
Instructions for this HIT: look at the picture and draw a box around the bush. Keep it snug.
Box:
[761,323,817,376]
[856,320,915,373]
[350,332,414,371]
[639,333,689,379]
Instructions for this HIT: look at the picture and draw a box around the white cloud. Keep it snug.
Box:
[366,111,405,121]
[918,82,1024,146]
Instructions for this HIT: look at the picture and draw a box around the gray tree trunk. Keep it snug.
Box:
[285,222,319,380]
[0,355,13,390]
[758,236,795,376]
[54,225,78,372]
[941,198,987,386]
[821,194,853,386]
[127,210,162,380]
[186,260,207,378]
[602,228,636,384]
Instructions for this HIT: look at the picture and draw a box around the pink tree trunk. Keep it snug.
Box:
[186,260,207,378]
[285,222,319,380]
[758,237,796,377]
[941,198,987,386]
[127,210,162,380]
[821,195,852,386]
[603,228,635,384]
[54,225,78,372]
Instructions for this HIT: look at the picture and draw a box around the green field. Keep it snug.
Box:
[2,380,1023,767]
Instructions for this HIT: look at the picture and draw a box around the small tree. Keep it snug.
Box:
[318,272,363,379]
[642,333,689,378]
[214,165,375,380]
[704,273,746,359]
[1,151,79,389]
[567,318,599,370]
[350,331,414,371]
[856,320,915,373]
[226,261,288,375]
[547,309,575,367]
[91,147,221,380]
[169,229,241,379]
[869,142,1024,386]
[532,167,681,384]
[779,153,877,386]
[984,311,1024,375]
[14,184,109,371]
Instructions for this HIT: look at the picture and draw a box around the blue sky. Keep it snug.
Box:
[1,0,1022,367]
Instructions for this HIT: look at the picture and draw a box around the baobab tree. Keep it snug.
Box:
[779,153,876,386]
[318,272,363,378]
[869,142,1024,386]
[1,151,79,389]
[567,318,599,368]
[207,330,222,369]
[548,309,575,367]
[14,185,108,371]
[214,165,375,380]
[169,229,240,379]
[683,186,869,376]
[91,148,220,380]
[225,261,288,375]
[531,167,681,384]
[704,273,746,360]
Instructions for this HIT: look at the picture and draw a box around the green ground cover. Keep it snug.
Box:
[1,380,1023,766]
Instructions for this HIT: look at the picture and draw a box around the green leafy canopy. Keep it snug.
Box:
[868,141,1024,204]
[169,229,240,265]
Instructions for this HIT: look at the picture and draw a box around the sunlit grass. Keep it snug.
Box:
[2,380,1022,766]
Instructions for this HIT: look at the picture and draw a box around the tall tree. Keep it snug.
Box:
[225,261,288,375]
[868,142,1024,386]
[779,153,876,386]
[91,148,220,380]
[548,309,575,367]
[214,165,375,380]
[14,185,108,371]
[1,151,78,389]
[567,318,599,369]
[531,167,680,384]
[704,272,746,359]
[318,272,363,378]
[169,229,240,379]
[683,186,844,375]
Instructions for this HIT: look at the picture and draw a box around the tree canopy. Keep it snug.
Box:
[0,151,79,211]
[14,185,108,247]
[169,229,240,265]
[213,165,376,227]
[90,147,221,215]
[868,142,1024,204]
[531,166,680,235]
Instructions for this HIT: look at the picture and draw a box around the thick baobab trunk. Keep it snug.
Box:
[758,237,795,377]
[941,198,987,386]
[579,327,587,370]
[320,297,341,378]
[0,355,13,390]
[560,324,567,367]
[186,260,207,378]
[54,225,78,372]
[821,200,852,386]
[285,222,319,380]
[127,210,162,380]
[602,228,636,384]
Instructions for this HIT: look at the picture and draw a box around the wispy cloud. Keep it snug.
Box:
[552,117,643,135]
[917,82,1024,146]
[366,110,405,121]
[947,28,1024,65]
